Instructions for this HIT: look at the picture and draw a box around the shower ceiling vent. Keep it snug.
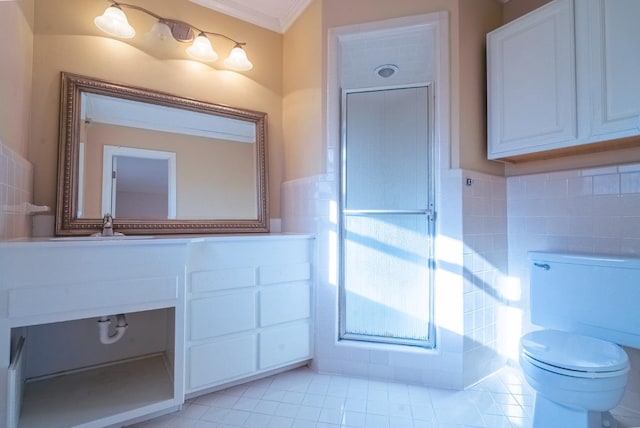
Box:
[374,64,399,78]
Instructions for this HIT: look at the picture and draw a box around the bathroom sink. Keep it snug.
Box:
[49,236,155,241]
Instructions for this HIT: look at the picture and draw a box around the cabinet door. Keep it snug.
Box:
[586,0,640,139]
[189,335,257,390]
[190,292,256,340]
[487,0,577,159]
[259,323,311,369]
[260,282,311,327]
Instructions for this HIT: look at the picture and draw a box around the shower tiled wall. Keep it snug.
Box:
[461,171,509,385]
[0,140,33,240]
[282,162,640,394]
[282,171,508,387]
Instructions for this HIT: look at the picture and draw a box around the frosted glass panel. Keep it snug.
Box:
[340,85,433,347]
[343,215,430,341]
[345,87,428,210]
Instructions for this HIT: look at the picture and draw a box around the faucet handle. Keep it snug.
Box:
[101,213,114,236]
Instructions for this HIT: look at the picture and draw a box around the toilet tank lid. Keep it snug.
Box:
[529,251,640,268]
[521,330,629,373]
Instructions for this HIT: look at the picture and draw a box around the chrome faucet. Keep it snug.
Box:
[101,213,115,236]
[91,213,124,237]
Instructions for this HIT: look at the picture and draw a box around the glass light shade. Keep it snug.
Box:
[186,35,218,62]
[151,21,173,41]
[94,6,136,39]
[224,45,253,71]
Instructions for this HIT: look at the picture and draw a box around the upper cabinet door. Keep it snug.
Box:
[586,0,640,139]
[487,0,577,159]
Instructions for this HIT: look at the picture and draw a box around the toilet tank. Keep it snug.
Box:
[529,251,640,349]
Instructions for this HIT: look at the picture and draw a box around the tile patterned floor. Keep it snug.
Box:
[130,366,536,428]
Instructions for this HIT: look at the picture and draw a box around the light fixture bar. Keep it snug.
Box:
[105,0,245,45]
[96,0,253,70]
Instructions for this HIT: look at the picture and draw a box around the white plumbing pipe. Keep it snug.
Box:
[97,314,128,345]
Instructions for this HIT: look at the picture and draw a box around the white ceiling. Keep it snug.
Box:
[189,0,313,34]
[189,0,512,34]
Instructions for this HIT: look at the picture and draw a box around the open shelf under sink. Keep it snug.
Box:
[16,354,173,428]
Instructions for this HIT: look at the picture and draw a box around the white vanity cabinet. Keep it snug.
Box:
[487,0,640,160]
[0,234,315,425]
[0,239,188,428]
[185,235,314,394]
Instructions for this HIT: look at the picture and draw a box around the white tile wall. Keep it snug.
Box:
[507,164,640,333]
[0,139,33,240]
[281,170,507,389]
[507,163,640,422]
[282,174,463,389]
[282,175,332,235]
[461,171,509,386]
[283,162,640,402]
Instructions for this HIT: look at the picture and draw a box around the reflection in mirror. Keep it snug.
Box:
[56,72,269,235]
[97,146,177,220]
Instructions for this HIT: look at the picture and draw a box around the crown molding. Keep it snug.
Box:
[189,0,313,34]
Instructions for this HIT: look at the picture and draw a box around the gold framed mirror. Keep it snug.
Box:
[56,72,269,235]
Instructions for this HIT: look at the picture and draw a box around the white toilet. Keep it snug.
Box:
[520,251,640,428]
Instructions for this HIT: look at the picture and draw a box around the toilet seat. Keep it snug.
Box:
[521,330,629,378]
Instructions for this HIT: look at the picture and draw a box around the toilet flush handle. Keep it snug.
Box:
[533,262,550,271]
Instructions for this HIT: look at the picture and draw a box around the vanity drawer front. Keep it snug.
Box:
[259,282,310,327]
[190,291,256,340]
[190,267,257,293]
[189,335,257,389]
[8,276,178,319]
[258,322,311,369]
[259,262,311,285]
[188,239,313,272]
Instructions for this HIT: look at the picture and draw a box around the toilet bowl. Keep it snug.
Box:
[522,252,640,428]
[520,330,629,427]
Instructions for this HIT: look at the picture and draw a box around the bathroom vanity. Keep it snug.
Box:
[0,234,314,428]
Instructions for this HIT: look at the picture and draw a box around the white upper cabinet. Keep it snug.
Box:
[487,0,640,160]
[584,0,640,139]
[487,0,577,158]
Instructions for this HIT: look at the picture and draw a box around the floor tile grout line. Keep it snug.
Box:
[133,366,539,428]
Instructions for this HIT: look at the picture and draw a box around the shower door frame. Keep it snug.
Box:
[338,83,437,349]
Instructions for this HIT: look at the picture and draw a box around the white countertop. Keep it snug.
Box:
[0,233,314,248]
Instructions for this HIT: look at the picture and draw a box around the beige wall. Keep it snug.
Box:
[503,0,552,23]
[282,0,324,181]
[0,0,34,157]
[10,0,637,220]
[29,0,283,217]
[457,0,503,174]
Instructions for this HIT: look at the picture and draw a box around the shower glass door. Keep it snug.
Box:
[339,85,435,348]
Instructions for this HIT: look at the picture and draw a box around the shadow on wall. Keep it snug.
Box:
[281,174,515,388]
[342,213,516,378]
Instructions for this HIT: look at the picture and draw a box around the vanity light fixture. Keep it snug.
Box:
[186,33,219,62]
[94,0,253,71]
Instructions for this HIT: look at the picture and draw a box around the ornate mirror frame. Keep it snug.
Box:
[56,72,269,236]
